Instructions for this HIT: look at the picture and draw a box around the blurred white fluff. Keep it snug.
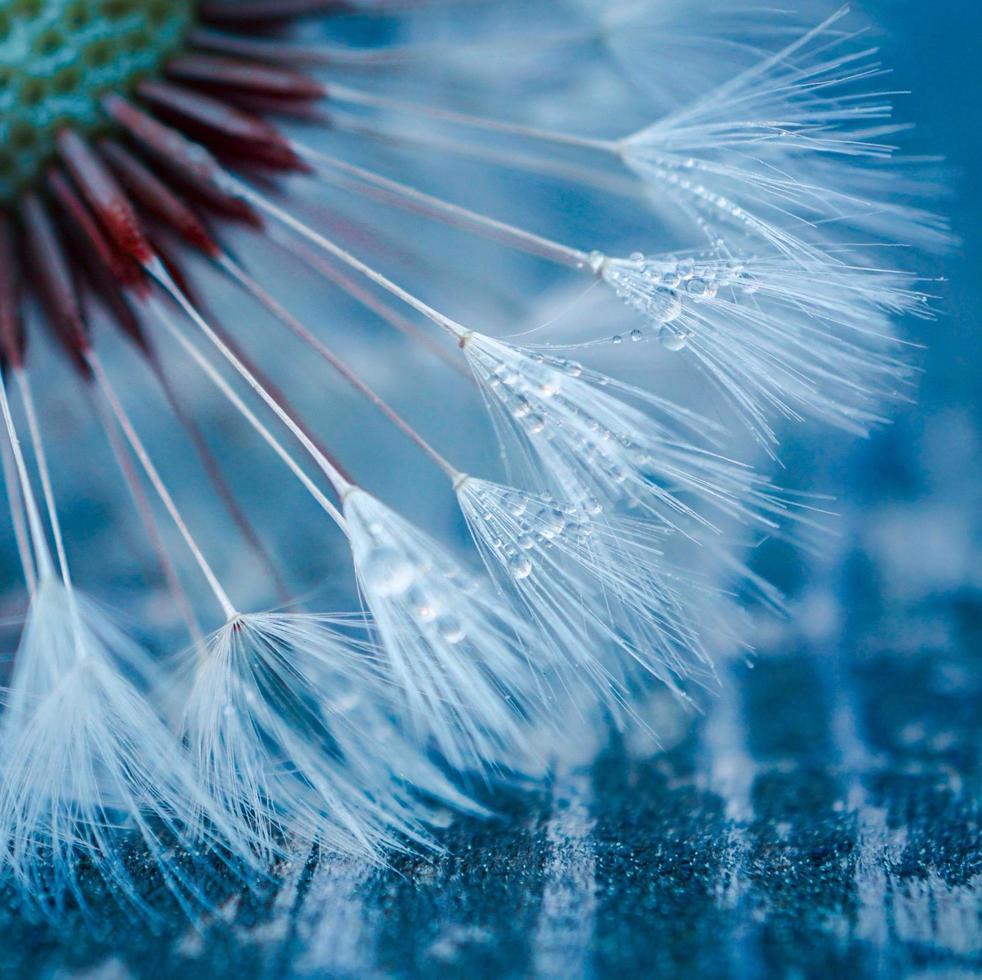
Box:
[456,478,715,712]
[0,577,228,918]
[617,7,947,257]
[181,612,427,863]
[461,331,777,531]
[591,0,839,110]
[343,488,542,774]
[596,249,925,442]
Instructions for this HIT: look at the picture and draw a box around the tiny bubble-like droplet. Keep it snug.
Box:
[509,555,533,580]
[659,326,688,352]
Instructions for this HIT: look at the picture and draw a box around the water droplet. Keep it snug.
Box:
[509,555,533,580]
[630,329,643,342]
[537,507,566,539]
[362,548,416,598]
[437,616,466,644]
[677,257,696,280]
[413,595,438,624]
[524,413,546,434]
[504,493,528,518]
[654,289,683,324]
[659,326,688,352]
[686,277,710,299]
[583,496,603,516]
[612,334,623,345]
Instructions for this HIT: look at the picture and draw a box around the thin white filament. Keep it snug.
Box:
[88,353,238,622]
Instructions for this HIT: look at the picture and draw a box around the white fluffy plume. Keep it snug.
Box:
[180,612,483,861]
[597,249,924,442]
[343,489,543,773]
[456,478,715,714]
[618,8,947,257]
[461,331,777,531]
[0,578,231,917]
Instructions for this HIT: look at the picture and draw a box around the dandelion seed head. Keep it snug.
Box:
[0,0,945,908]
[0,0,194,202]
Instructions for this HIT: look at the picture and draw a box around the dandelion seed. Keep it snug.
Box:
[179,612,438,862]
[0,372,234,918]
[286,136,927,444]
[456,477,714,710]
[460,332,774,530]
[597,250,925,441]
[344,488,543,774]
[0,580,234,918]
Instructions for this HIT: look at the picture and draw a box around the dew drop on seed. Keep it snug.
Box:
[505,493,528,518]
[659,326,688,352]
[537,507,566,539]
[509,555,533,580]
[413,598,438,624]
[437,616,466,644]
[362,548,416,598]
[653,289,683,324]
[686,277,710,299]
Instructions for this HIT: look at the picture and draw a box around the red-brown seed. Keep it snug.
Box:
[136,80,304,171]
[56,129,153,265]
[100,140,220,257]
[166,53,325,101]
[0,213,26,368]
[102,95,262,225]
[47,168,144,289]
[20,192,92,377]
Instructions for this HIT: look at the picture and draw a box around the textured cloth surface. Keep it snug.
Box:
[4,569,980,977]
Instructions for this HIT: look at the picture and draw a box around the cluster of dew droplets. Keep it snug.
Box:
[358,518,469,646]
[473,342,653,503]
[476,487,602,583]
[600,251,762,350]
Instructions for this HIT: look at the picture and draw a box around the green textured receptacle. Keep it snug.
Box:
[0,0,194,203]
